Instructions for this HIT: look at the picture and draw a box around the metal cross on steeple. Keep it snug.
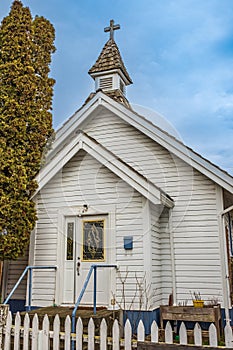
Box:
[104,19,120,40]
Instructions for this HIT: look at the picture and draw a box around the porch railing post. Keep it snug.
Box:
[28,267,32,311]
[71,264,117,350]
[93,266,97,315]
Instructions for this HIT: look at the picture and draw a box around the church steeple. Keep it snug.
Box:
[88,20,132,107]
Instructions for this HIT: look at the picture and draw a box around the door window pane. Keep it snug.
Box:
[66,222,74,260]
[83,220,104,261]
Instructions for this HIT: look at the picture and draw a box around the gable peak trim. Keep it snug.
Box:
[35,131,173,209]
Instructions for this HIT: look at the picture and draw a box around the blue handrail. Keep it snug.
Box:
[71,264,117,348]
[3,265,57,311]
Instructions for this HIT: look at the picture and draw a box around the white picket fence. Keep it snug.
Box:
[2,311,233,349]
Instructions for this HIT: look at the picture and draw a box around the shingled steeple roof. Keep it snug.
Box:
[88,38,132,85]
[87,20,132,108]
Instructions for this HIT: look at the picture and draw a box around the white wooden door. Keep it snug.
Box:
[63,216,110,306]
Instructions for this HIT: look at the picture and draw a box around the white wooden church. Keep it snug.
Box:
[2,20,233,323]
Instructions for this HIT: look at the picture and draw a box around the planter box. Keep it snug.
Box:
[160,305,221,340]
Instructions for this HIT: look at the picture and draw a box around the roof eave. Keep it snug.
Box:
[34,131,172,208]
[98,93,233,194]
[46,91,233,195]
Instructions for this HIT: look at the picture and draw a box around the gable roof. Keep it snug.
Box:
[88,38,132,84]
[35,131,174,208]
[47,91,233,195]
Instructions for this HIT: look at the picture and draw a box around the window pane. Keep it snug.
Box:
[83,220,104,261]
[66,222,74,260]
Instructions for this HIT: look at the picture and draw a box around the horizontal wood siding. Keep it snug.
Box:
[35,150,144,307]
[31,211,58,306]
[115,189,144,310]
[5,248,29,300]
[159,208,172,305]
[84,111,223,304]
[150,205,172,308]
[150,204,162,307]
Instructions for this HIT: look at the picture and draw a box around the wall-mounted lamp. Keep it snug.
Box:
[78,204,89,216]
[83,204,88,211]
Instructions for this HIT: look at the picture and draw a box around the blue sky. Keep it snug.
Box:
[1,0,233,174]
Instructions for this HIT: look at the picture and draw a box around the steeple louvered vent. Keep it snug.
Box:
[99,76,113,90]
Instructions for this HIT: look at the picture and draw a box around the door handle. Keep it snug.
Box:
[77,257,81,276]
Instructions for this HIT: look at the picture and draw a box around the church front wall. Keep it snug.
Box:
[31,150,147,308]
[83,110,223,305]
[29,211,58,307]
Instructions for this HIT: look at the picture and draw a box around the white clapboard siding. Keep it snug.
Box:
[31,106,224,308]
[32,209,58,307]
[3,312,233,349]
[83,110,223,301]
[159,207,172,305]
[31,268,56,307]
[150,203,162,306]
[36,150,145,307]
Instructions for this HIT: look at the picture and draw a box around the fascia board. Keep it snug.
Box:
[35,131,171,207]
[34,133,83,197]
[44,90,232,194]
[48,96,101,159]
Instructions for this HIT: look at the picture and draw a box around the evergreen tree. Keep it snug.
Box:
[0,0,55,260]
